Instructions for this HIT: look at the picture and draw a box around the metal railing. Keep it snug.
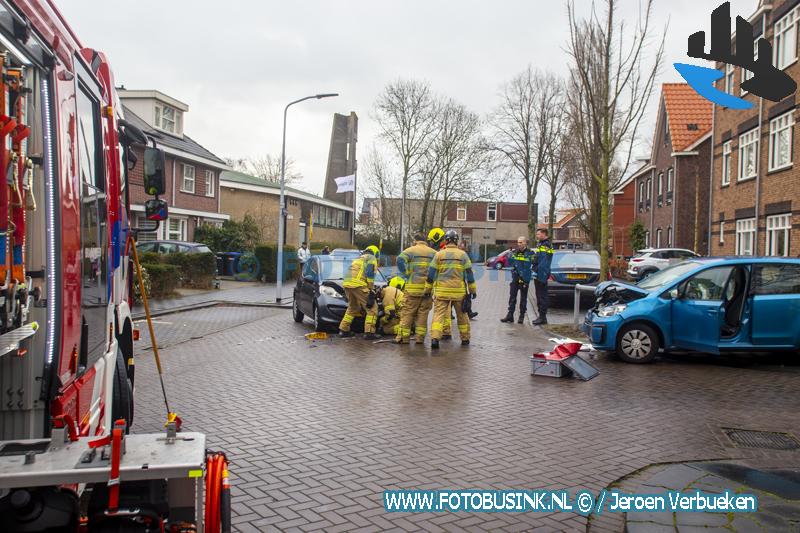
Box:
[573,284,597,326]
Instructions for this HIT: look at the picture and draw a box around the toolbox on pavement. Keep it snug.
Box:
[531,341,599,380]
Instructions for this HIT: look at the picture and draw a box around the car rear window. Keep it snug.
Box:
[194,245,212,253]
[551,253,599,269]
[754,264,800,295]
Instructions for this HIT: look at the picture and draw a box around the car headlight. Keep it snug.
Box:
[319,285,344,299]
[597,303,627,317]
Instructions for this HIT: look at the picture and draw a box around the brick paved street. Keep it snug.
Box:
[130,273,800,532]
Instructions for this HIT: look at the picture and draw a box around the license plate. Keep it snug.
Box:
[566,273,588,280]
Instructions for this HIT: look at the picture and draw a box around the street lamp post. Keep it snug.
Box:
[276,93,339,304]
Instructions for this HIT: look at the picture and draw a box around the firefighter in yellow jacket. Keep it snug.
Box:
[393,231,438,344]
[378,277,406,337]
[339,245,380,339]
[426,230,477,349]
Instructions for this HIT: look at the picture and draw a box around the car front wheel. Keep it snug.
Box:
[494,262,502,270]
[313,303,325,332]
[616,323,660,363]
[293,292,304,323]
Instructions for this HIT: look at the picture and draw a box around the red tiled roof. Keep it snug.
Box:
[662,83,713,151]
[537,208,583,229]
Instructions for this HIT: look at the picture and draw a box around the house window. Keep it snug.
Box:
[720,221,725,244]
[775,5,799,70]
[724,63,735,93]
[645,230,650,247]
[741,39,758,93]
[657,173,663,206]
[646,178,652,209]
[768,111,794,171]
[167,217,187,241]
[486,202,497,222]
[738,128,759,181]
[766,213,791,256]
[722,141,732,185]
[456,204,467,221]
[667,168,673,193]
[735,218,756,256]
[205,170,215,197]
[338,210,345,228]
[667,227,673,246]
[181,164,195,193]
[135,214,160,241]
[656,228,662,247]
[155,103,182,134]
[638,182,645,211]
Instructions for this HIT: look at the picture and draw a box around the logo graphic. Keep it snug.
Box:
[675,1,797,109]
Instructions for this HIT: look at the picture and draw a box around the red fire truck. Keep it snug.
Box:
[0,2,229,531]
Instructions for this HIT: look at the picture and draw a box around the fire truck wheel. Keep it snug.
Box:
[111,349,133,431]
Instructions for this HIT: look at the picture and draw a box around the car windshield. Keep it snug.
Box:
[636,261,701,289]
[195,245,211,253]
[551,253,600,269]
[318,258,387,283]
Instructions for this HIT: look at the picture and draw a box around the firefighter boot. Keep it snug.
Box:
[461,340,470,346]
[364,333,377,340]
[500,313,514,323]
[339,330,354,338]
[431,339,440,349]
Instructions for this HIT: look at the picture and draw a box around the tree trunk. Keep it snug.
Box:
[547,187,557,240]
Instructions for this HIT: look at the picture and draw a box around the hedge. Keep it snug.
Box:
[140,263,180,298]
[161,252,216,289]
[254,245,297,282]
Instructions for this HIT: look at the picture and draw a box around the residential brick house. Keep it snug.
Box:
[634,84,712,253]
[611,161,650,257]
[537,208,591,248]
[220,170,352,246]
[709,0,799,257]
[120,89,229,241]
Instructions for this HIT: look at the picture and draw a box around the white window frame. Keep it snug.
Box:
[766,213,791,256]
[181,164,195,193]
[775,6,799,71]
[646,178,652,206]
[667,226,673,246]
[719,221,725,244]
[657,173,663,196]
[645,230,650,247]
[667,168,673,193]
[768,111,794,171]
[154,103,182,134]
[724,63,735,93]
[722,141,732,185]
[656,228,662,248]
[204,170,215,197]
[738,128,759,182]
[135,213,162,241]
[741,39,758,94]
[456,204,467,221]
[735,218,756,256]
[486,202,497,222]
[167,217,187,241]
[639,182,645,210]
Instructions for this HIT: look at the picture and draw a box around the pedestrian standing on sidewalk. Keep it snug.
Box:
[297,242,311,278]
[531,229,554,325]
[500,236,534,324]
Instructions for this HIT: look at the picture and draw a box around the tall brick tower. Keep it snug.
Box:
[323,113,358,232]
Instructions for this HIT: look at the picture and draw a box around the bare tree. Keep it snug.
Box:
[224,155,303,185]
[373,79,438,248]
[488,68,564,235]
[414,98,494,230]
[566,0,664,278]
[362,145,403,241]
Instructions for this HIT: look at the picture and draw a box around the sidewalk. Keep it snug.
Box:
[132,279,287,319]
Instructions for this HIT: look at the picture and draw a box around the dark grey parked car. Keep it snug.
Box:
[548,250,607,297]
[136,240,212,254]
[293,254,388,331]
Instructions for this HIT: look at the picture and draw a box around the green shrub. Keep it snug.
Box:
[132,264,151,303]
[629,220,647,253]
[194,215,261,253]
[609,258,630,280]
[141,263,180,298]
[162,252,217,289]
[254,245,297,282]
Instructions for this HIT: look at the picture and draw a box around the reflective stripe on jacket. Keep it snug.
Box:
[534,239,554,282]
[396,241,436,296]
[380,286,404,313]
[510,247,535,283]
[343,253,377,288]
[426,244,476,299]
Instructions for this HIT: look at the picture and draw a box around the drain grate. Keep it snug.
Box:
[724,428,800,450]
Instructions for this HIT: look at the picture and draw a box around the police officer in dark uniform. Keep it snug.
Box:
[501,236,535,324]
[531,228,554,325]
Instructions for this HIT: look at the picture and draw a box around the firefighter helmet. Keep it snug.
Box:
[389,276,406,291]
[444,230,459,244]
[427,227,444,243]
[365,245,380,256]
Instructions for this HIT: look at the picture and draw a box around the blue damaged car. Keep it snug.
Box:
[582,258,800,363]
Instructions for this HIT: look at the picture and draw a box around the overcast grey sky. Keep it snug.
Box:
[57,0,752,204]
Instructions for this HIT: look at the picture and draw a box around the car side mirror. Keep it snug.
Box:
[668,287,679,300]
[145,198,168,221]
[143,147,167,196]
